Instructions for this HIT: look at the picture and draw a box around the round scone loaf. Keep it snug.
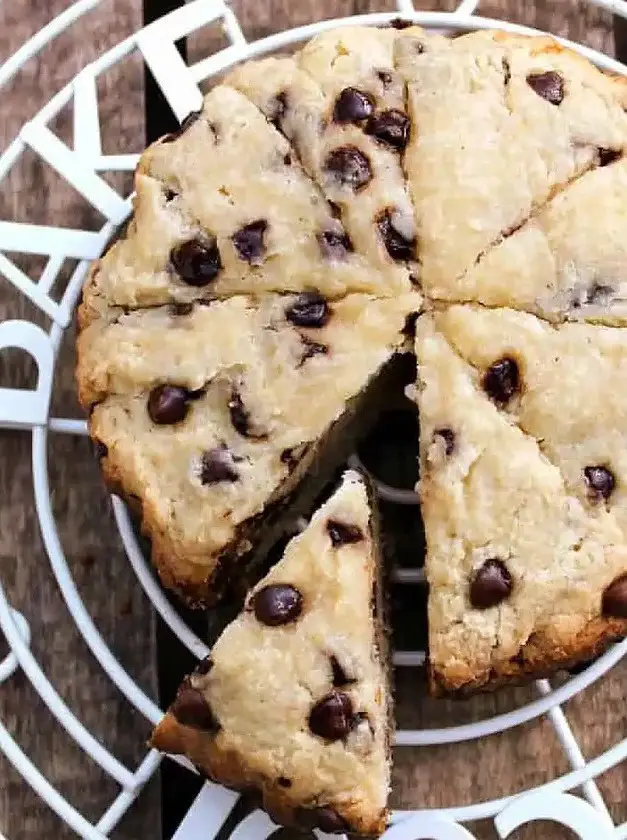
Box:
[78,23,627,703]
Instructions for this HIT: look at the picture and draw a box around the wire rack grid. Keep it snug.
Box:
[0,1,626,838]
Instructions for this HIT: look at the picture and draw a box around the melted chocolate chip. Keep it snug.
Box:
[330,655,356,687]
[469,559,513,609]
[297,807,349,834]
[283,152,292,166]
[169,301,194,316]
[308,690,354,741]
[252,583,303,626]
[602,574,627,618]
[433,427,456,457]
[164,187,179,202]
[147,385,191,425]
[170,238,222,286]
[376,209,416,261]
[328,200,342,220]
[232,220,268,264]
[299,334,329,366]
[161,108,202,143]
[526,71,564,105]
[228,390,266,440]
[482,357,520,406]
[94,440,108,460]
[584,465,615,502]
[324,146,373,191]
[366,109,410,151]
[377,69,394,88]
[318,229,353,261]
[598,148,621,167]
[200,446,242,485]
[285,292,330,328]
[502,58,511,86]
[196,656,213,676]
[333,87,375,123]
[277,777,292,788]
[327,519,364,547]
[170,681,220,732]
[270,91,288,129]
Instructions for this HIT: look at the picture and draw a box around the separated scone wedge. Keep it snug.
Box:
[152,470,391,836]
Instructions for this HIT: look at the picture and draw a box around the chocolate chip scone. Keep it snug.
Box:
[77,292,418,603]
[77,21,627,693]
[151,470,391,835]
[227,26,421,289]
[80,83,412,321]
[414,308,627,694]
[395,29,627,303]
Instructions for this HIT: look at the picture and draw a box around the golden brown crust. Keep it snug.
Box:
[430,615,627,696]
[151,713,387,835]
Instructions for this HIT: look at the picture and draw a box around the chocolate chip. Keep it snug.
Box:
[170,681,220,732]
[232,220,268,264]
[318,229,353,261]
[389,17,413,29]
[330,655,356,687]
[93,440,108,460]
[283,152,292,166]
[366,109,410,151]
[309,690,354,741]
[526,71,564,105]
[377,69,394,88]
[270,91,288,129]
[200,446,242,485]
[277,777,292,788]
[170,238,222,286]
[433,427,456,457]
[297,807,349,834]
[598,148,621,167]
[502,58,511,86]
[164,188,179,202]
[161,109,203,143]
[169,302,194,316]
[285,292,330,327]
[482,357,520,406]
[328,200,342,220]
[299,335,329,366]
[324,146,372,191]
[228,389,267,439]
[196,656,213,676]
[252,583,303,626]
[584,465,615,502]
[602,574,627,618]
[327,520,364,547]
[147,385,191,425]
[376,209,416,261]
[469,559,513,609]
[333,87,374,124]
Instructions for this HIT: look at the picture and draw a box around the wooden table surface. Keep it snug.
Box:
[1,1,626,838]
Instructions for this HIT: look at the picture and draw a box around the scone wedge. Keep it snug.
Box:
[76,292,418,604]
[152,470,391,836]
[414,308,627,694]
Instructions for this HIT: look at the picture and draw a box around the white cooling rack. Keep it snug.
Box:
[1,1,627,838]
